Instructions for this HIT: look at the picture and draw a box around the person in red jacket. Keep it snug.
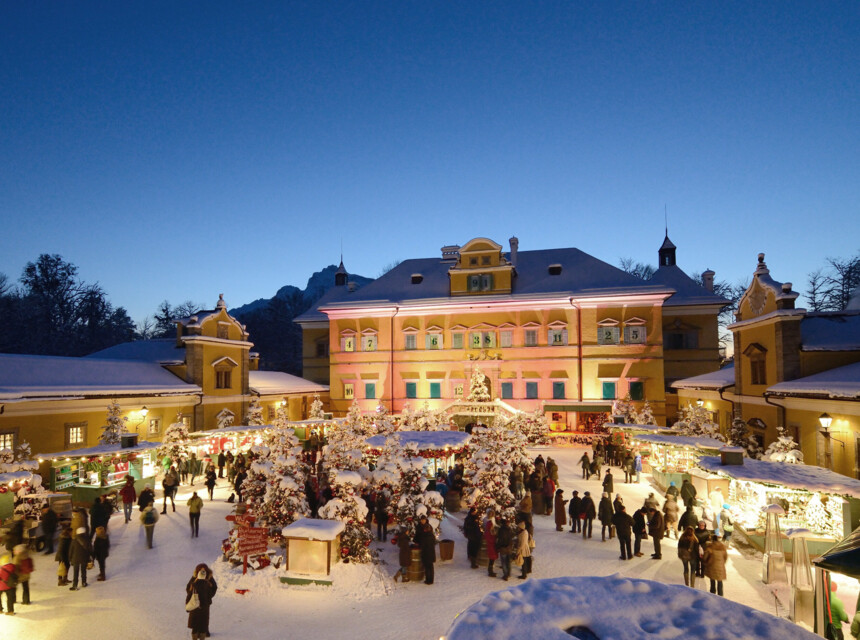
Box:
[0,552,17,615]
[119,476,137,523]
[483,509,499,577]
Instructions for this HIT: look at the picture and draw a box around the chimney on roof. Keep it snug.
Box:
[702,269,715,292]
[509,236,519,267]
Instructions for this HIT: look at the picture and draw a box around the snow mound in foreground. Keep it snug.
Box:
[444,575,816,640]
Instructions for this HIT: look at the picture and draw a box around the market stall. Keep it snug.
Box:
[365,431,471,478]
[39,438,160,506]
[187,424,272,461]
[633,434,727,496]
[697,455,860,557]
[280,517,345,586]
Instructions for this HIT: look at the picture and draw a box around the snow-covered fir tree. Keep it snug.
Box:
[388,444,444,538]
[272,402,290,430]
[412,401,443,431]
[634,401,657,425]
[727,417,764,459]
[240,445,272,509]
[216,409,235,429]
[246,397,265,426]
[324,414,367,472]
[805,493,832,535]
[611,395,636,423]
[319,470,373,563]
[261,430,309,537]
[524,407,549,445]
[309,394,325,420]
[764,425,804,464]
[0,441,48,518]
[467,367,492,403]
[673,403,724,441]
[99,400,129,446]
[463,423,528,521]
[397,404,416,429]
[157,413,190,462]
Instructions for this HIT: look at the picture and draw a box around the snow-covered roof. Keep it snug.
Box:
[671,364,735,390]
[297,247,675,322]
[365,431,471,451]
[0,353,201,401]
[444,575,816,640]
[0,470,33,485]
[767,361,860,400]
[281,517,345,541]
[611,424,679,434]
[801,312,860,351]
[697,456,860,499]
[85,338,186,364]
[649,264,730,307]
[249,370,329,396]
[633,434,725,450]
[189,424,271,438]
[44,440,162,460]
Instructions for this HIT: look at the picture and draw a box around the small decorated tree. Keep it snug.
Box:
[99,400,129,446]
[634,401,657,425]
[673,403,724,441]
[240,445,272,509]
[157,413,190,462]
[805,493,831,535]
[412,401,443,431]
[216,409,235,429]
[467,368,492,403]
[388,444,444,538]
[0,441,48,519]
[261,430,309,536]
[273,402,290,430]
[764,426,804,464]
[309,394,325,420]
[611,395,636,423]
[319,470,373,563]
[246,397,265,426]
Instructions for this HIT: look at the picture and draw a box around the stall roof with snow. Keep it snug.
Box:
[633,434,726,450]
[189,424,271,438]
[365,431,471,451]
[444,575,817,640]
[612,424,680,434]
[282,517,345,541]
[697,456,860,499]
[43,440,162,460]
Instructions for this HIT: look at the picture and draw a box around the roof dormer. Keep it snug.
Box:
[447,237,514,296]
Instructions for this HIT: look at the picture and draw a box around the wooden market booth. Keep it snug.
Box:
[39,435,160,506]
[186,424,272,464]
[280,517,345,586]
[632,433,728,497]
[364,431,471,479]
[697,454,860,558]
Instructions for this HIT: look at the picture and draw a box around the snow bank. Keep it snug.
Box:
[365,430,470,450]
[444,575,817,640]
[633,434,725,450]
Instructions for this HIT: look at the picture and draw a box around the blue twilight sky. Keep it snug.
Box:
[1,2,858,324]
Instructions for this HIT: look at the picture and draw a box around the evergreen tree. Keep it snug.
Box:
[157,413,190,462]
[467,367,492,403]
[319,470,373,563]
[412,401,444,431]
[634,401,656,425]
[99,400,129,446]
[324,415,367,471]
[764,425,804,463]
[673,403,724,441]
[261,430,309,537]
[524,407,549,445]
[727,417,750,448]
[309,394,325,420]
[216,409,235,429]
[0,440,48,519]
[388,444,445,538]
[611,395,635,422]
[463,423,527,521]
[273,402,290,430]
[246,397,265,426]
[240,445,271,509]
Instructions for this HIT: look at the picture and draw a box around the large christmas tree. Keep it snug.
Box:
[468,367,492,403]
[463,422,527,521]
[157,413,190,462]
[387,444,444,538]
[325,401,373,471]
[673,403,724,441]
[99,400,129,446]
[319,469,373,563]
[261,430,309,537]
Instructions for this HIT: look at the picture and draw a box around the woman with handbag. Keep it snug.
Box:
[186,564,216,640]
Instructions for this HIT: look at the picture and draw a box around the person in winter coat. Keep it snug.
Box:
[568,490,582,533]
[592,453,603,480]
[204,465,217,501]
[0,552,16,615]
[413,514,436,585]
[140,505,160,549]
[579,452,591,479]
[633,506,649,557]
[613,493,624,515]
[178,457,189,485]
[623,454,635,483]
[69,526,91,590]
[189,453,201,486]
[633,452,642,483]
[644,492,660,511]
[12,544,32,605]
[375,489,390,542]
[233,468,248,504]
[394,528,412,583]
[720,504,734,542]
[546,458,559,486]
[518,494,533,529]
[542,476,556,516]
[496,519,515,581]
[483,509,499,577]
[648,508,664,559]
[602,469,614,495]
[598,492,615,542]
[119,476,137,523]
[40,503,58,554]
[580,491,596,539]
[185,563,217,637]
[138,484,155,512]
[55,525,71,586]
[612,505,634,560]
[217,451,226,479]
[554,489,568,531]
[92,526,110,581]
[89,497,109,540]
[516,521,532,579]
[666,481,680,499]
[679,504,699,531]
[511,467,525,500]
[4,516,24,552]
[703,537,728,596]
[225,450,235,483]
[663,494,680,540]
[680,478,697,508]
[186,566,215,640]
[677,526,700,587]
[694,522,711,578]
[701,504,716,534]
[187,492,204,538]
[162,465,179,513]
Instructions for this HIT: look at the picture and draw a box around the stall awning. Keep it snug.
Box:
[44,440,162,459]
[597,364,625,379]
[544,402,612,413]
[189,424,271,438]
[814,525,860,579]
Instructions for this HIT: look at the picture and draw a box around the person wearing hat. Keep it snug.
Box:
[720,504,734,542]
[140,505,160,549]
[554,489,568,532]
[580,491,596,539]
[0,552,16,614]
[40,503,58,554]
[648,507,664,560]
[186,564,215,640]
[412,514,436,585]
[119,475,137,523]
[69,526,92,590]
[515,521,532,580]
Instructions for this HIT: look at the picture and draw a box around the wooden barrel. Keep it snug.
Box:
[407,547,425,583]
[445,491,462,513]
[439,539,455,562]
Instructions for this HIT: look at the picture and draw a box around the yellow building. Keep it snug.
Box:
[0,295,329,457]
[297,236,726,429]
[674,253,860,479]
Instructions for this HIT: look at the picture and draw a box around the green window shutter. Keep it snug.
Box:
[526,381,538,399]
[602,381,616,400]
[501,382,513,399]
[405,382,417,399]
[365,383,376,400]
[552,382,565,399]
[429,382,441,399]
[630,381,644,401]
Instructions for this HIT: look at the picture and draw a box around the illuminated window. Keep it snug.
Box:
[470,331,496,349]
[361,335,377,351]
[500,331,513,348]
[598,327,620,345]
[430,382,441,399]
[65,422,86,448]
[548,329,567,346]
[501,382,513,399]
[425,333,443,350]
[0,432,15,451]
[341,336,355,352]
[452,332,464,349]
[148,419,161,435]
[405,382,417,399]
[344,383,354,400]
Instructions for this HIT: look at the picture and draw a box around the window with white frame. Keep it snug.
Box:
[425,333,443,350]
[470,331,496,349]
[452,332,464,349]
[548,328,568,346]
[148,418,161,435]
[598,326,620,345]
[524,329,538,347]
[624,325,646,344]
[65,422,86,448]
[500,330,513,348]
[344,383,354,400]
[341,335,355,352]
[405,334,417,350]
[0,432,15,451]
[361,335,377,351]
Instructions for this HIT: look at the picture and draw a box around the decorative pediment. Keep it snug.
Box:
[743,342,767,356]
[340,328,357,336]
[624,317,646,326]
[401,326,420,334]
[497,322,516,329]
[547,320,568,328]
[425,325,444,333]
[468,322,497,331]
[597,318,620,327]
[211,356,238,368]
[360,328,378,335]
[521,321,541,328]
[450,324,468,331]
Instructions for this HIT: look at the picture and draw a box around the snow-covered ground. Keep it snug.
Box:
[5,446,848,639]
